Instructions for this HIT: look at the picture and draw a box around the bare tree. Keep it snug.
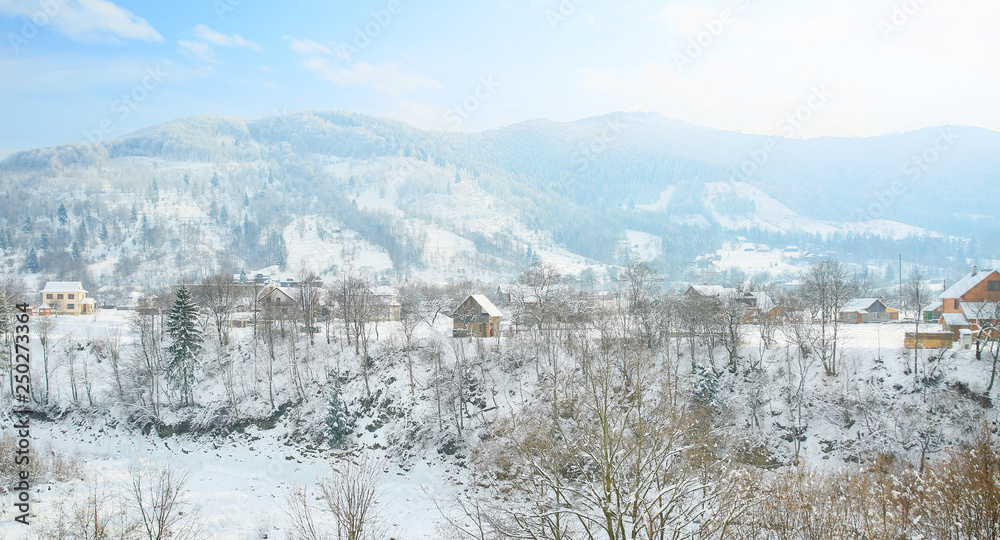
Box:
[318,460,387,540]
[129,302,166,420]
[717,290,750,373]
[514,261,566,332]
[969,298,1000,393]
[36,315,56,405]
[70,479,138,539]
[283,483,326,540]
[127,464,200,540]
[334,269,378,399]
[398,283,427,397]
[94,328,127,402]
[905,266,928,380]
[295,269,322,346]
[801,259,856,376]
[198,272,241,346]
[467,336,710,539]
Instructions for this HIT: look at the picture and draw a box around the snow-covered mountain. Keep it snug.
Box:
[0,111,994,288]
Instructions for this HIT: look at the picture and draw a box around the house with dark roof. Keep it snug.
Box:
[938,267,1000,338]
[838,298,900,324]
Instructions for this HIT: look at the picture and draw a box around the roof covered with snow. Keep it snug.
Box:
[939,269,998,299]
[942,312,970,326]
[961,302,1000,319]
[470,294,503,317]
[40,281,86,293]
[686,285,736,297]
[922,301,943,312]
[257,286,295,301]
[839,298,883,313]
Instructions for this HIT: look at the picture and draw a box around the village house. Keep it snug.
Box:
[938,266,1000,339]
[922,301,944,323]
[369,286,401,322]
[451,294,503,338]
[739,291,783,323]
[257,285,297,318]
[838,298,900,324]
[39,281,97,315]
[684,284,736,298]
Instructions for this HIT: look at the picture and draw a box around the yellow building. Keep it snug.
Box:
[39,281,96,315]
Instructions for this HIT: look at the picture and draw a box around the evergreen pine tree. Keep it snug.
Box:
[166,286,203,406]
[25,250,39,272]
[99,223,109,243]
[326,379,350,447]
[57,202,68,225]
[211,172,219,188]
[39,231,49,250]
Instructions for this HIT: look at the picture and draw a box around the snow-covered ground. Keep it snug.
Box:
[2,310,997,538]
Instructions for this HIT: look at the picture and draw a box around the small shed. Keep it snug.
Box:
[451,294,503,338]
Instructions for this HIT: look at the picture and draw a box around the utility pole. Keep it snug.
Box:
[898,253,903,310]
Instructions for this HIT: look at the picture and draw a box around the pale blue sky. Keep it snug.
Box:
[1,0,998,158]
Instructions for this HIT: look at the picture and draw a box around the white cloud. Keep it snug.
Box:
[284,37,332,57]
[577,0,1000,137]
[0,0,162,42]
[177,40,216,63]
[193,24,261,50]
[300,58,442,95]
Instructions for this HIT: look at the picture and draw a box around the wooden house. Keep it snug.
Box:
[938,267,1000,339]
[451,294,503,338]
[838,298,898,324]
[738,291,783,323]
[922,301,944,323]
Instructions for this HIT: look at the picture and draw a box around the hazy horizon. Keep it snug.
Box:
[2,0,998,159]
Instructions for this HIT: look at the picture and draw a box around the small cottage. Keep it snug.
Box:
[839,298,899,324]
[451,294,503,338]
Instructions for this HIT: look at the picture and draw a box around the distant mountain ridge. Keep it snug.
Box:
[0,110,994,286]
[5,110,997,237]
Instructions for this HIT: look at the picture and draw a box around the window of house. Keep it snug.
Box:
[57,294,63,299]
[68,294,74,299]
[989,281,1000,292]
[67,304,74,309]
[46,294,52,299]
